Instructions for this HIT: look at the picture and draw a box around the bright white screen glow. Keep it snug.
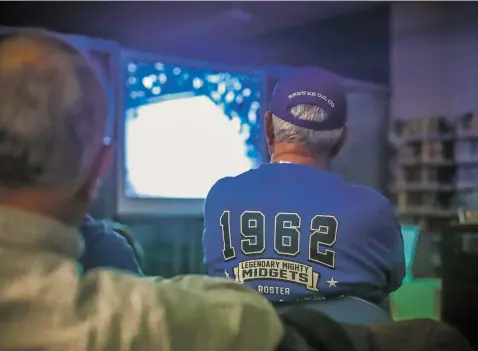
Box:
[125,95,255,199]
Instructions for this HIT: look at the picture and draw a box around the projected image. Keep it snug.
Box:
[124,60,264,199]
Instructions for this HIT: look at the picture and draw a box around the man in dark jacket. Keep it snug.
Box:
[79,214,143,275]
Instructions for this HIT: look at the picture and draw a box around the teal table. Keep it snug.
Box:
[390,278,442,321]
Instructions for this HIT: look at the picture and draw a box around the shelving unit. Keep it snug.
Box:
[390,113,478,273]
[455,112,478,209]
[390,117,456,232]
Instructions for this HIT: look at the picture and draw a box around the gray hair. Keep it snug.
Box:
[272,104,344,156]
[0,29,108,190]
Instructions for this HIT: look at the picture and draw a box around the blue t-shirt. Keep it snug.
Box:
[203,163,405,303]
[79,215,143,275]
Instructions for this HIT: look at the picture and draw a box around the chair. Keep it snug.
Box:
[275,296,393,325]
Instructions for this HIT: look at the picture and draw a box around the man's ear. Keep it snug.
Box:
[85,141,113,200]
[265,111,274,147]
[329,126,348,157]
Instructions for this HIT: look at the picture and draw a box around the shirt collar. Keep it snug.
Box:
[259,162,343,184]
[0,205,84,259]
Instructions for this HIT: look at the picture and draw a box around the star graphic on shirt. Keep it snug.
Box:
[224,269,230,279]
[327,278,338,288]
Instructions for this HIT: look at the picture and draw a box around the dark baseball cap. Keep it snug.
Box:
[269,68,347,131]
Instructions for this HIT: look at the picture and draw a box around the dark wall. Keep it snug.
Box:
[0,2,390,83]
[0,2,391,276]
[247,5,390,84]
[391,2,478,119]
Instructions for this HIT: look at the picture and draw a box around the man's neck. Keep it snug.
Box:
[270,144,328,169]
[0,188,84,227]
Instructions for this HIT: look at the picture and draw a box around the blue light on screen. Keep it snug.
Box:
[124,60,264,199]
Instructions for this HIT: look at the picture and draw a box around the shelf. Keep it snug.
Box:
[455,157,478,165]
[391,114,478,238]
[398,159,455,167]
[392,114,478,274]
[456,182,478,190]
[400,134,455,143]
[456,131,478,140]
[391,183,478,192]
[397,207,456,218]
[391,183,454,192]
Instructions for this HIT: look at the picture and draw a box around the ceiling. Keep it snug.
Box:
[153,2,383,44]
[0,1,383,49]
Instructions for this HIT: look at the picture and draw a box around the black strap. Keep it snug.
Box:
[272,295,345,307]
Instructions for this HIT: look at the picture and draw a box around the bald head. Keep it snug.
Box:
[0,29,109,190]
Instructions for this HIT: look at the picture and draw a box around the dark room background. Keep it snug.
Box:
[0,2,391,276]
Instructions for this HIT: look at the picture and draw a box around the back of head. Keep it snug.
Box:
[272,104,344,157]
[0,28,108,192]
[268,68,347,161]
